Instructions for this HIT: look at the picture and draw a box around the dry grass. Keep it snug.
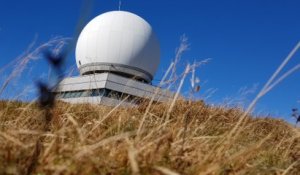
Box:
[0,99,299,175]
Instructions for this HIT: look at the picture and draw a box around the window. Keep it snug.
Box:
[64,92,72,98]
[58,88,141,103]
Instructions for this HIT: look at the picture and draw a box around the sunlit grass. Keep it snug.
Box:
[0,99,299,174]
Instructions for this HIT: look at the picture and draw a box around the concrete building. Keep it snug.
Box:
[55,11,173,106]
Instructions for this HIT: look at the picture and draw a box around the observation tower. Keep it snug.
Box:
[55,11,173,106]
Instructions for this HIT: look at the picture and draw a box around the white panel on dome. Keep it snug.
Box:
[120,30,133,63]
[107,30,122,61]
[96,27,109,62]
[86,32,98,63]
[111,11,124,30]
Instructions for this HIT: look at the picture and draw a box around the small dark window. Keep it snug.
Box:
[91,89,99,97]
[78,60,81,65]
[64,92,72,98]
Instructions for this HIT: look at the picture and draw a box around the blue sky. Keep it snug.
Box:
[0,0,300,122]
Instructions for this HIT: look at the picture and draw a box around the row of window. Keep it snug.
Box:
[55,88,141,102]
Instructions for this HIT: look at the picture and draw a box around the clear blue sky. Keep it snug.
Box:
[0,0,300,122]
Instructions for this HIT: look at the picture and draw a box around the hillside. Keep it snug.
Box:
[0,100,299,175]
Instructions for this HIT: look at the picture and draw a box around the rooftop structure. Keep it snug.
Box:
[55,11,173,106]
[76,11,160,83]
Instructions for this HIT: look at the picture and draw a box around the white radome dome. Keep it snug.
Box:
[75,11,160,82]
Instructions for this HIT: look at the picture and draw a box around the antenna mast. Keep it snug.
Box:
[118,0,122,11]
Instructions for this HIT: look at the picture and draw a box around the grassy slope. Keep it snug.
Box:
[0,100,299,175]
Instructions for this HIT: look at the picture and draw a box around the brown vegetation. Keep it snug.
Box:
[0,99,299,175]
